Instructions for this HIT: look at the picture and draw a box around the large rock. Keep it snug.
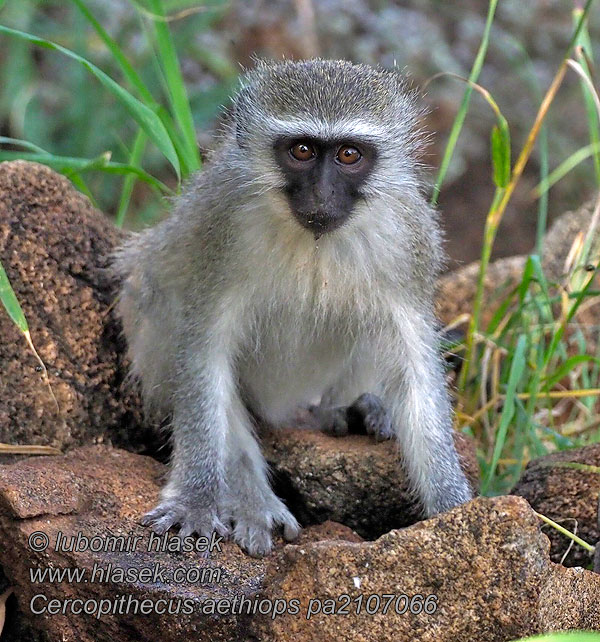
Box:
[0,161,147,453]
[0,448,598,642]
[436,200,598,328]
[264,425,479,538]
[512,443,600,568]
[436,254,526,328]
[542,200,599,282]
[0,446,264,642]
[257,495,600,642]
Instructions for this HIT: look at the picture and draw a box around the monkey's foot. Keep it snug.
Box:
[141,498,231,540]
[348,393,395,441]
[310,405,349,437]
[313,392,394,441]
[225,495,300,557]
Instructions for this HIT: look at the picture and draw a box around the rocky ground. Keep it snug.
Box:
[0,161,599,641]
[1,447,599,642]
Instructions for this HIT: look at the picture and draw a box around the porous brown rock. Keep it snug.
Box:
[263,425,479,538]
[538,564,600,631]
[436,200,598,328]
[512,443,600,568]
[0,161,149,453]
[0,446,264,642]
[1,448,598,642]
[541,200,598,282]
[257,495,600,642]
[436,254,526,328]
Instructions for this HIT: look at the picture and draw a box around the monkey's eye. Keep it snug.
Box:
[336,145,362,165]
[289,142,316,161]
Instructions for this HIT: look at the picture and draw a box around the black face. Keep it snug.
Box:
[273,136,376,238]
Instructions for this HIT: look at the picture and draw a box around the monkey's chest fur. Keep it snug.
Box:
[234,237,389,425]
[239,318,356,424]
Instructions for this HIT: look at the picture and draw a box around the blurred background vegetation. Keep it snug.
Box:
[1,0,599,267]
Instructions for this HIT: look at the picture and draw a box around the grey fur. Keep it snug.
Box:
[114,59,473,557]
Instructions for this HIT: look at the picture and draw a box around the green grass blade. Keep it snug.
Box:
[543,355,600,389]
[534,142,600,197]
[574,6,600,184]
[491,123,511,188]
[481,334,527,494]
[430,0,498,204]
[0,260,28,332]
[144,0,200,171]
[155,103,193,177]
[69,0,155,105]
[65,171,99,207]
[542,271,597,372]
[527,254,552,305]
[0,24,180,178]
[514,632,600,641]
[0,136,48,154]
[0,150,172,193]
[116,130,147,227]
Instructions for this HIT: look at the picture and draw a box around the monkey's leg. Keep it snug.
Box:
[223,396,300,557]
[383,313,473,517]
[141,354,232,539]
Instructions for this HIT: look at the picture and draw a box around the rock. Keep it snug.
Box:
[538,564,600,631]
[436,254,526,328]
[436,200,598,329]
[1,449,599,642]
[263,425,479,539]
[0,161,148,454]
[541,200,598,282]
[0,446,265,642]
[257,495,600,642]
[296,520,363,545]
[512,443,600,568]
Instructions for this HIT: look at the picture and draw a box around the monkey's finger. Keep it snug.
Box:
[150,514,179,536]
[212,518,232,539]
[282,520,301,542]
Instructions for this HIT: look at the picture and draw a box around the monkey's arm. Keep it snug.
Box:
[382,309,473,516]
[141,300,300,554]
[141,336,233,538]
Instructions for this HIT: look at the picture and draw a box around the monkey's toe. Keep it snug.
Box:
[141,500,231,540]
[348,393,395,441]
[233,522,273,558]
[278,507,301,542]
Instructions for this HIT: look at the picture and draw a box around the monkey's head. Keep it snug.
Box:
[230,59,428,239]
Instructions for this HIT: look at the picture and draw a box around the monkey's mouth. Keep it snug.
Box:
[293,209,351,239]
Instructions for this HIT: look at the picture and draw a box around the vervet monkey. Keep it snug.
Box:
[115,59,473,557]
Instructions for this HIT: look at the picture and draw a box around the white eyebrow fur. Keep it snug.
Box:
[268,117,389,142]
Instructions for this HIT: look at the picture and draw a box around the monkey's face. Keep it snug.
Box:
[273,136,376,238]
[233,60,427,238]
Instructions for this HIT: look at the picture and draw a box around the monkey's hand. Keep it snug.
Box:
[141,486,231,540]
[313,393,395,442]
[222,451,300,556]
[223,489,300,557]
